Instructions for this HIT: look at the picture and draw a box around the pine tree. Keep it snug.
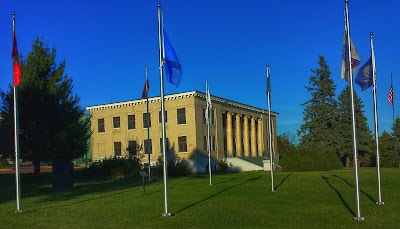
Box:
[298,55,339,152]
[337,85,373,167]
[0,38,91,174]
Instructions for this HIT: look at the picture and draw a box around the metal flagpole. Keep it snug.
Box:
[266,64,274,192]
[390,73,396,156]
[345,0,363,221]
[370,32,384,205]
[158,4,171,217]
[206,81,212,186]
[12,12,22,213]
[145,66,151,181]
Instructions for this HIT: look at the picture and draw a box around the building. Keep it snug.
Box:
[86,91,278,170]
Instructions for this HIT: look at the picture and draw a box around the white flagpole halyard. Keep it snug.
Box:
[145,66,151,181]
[370,32,384,205]
[206,81,213,186]
[344,0,363,221]
[158,4,171,217]
[12,12,22,213]
[266,64,274,192]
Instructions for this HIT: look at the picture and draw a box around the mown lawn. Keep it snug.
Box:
[0,168,399,228]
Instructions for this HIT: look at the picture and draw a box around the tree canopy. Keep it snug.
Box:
[0,38,91,174]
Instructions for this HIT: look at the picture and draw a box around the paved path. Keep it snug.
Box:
[0,166,52,174]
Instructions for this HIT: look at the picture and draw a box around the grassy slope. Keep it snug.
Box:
[0,168,399,228]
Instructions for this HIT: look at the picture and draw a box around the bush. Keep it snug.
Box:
[79,156,141,178]
[0,157,9,168]
[280,146,342,172]
[153,155,191,177]
[217,159,228,172]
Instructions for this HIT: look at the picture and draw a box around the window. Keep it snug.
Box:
[144,139,152,155]
[159,110,168,123]
[113,117,120,128]
[178,136,187,152]
[98,118,105,133]
[203,109,215,125]
[128,115,135,130]
[204,136,208,152]
[159,138,169,154]
[177,108,186,124]
[212,136,216,152]
[127,140,137,156]
[204,136,216,153]
[143,113,151,128]
[114,142,121,157]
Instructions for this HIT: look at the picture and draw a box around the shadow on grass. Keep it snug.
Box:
[322,175,355,217]
[274,173,292,191]
[332,174,376,203]
[212,172,254,185]
[175,175,261,214]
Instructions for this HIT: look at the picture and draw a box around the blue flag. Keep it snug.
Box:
[266,67,271,94]
[163,30,182,87]
[355,57,373,91]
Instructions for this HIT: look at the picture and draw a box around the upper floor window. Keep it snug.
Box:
[159,110,168,123]
[203,109,215,125]
[143,113,151,128]
[128,115,135,130]
[113,117,120,128]
[98,118,105,133]
[177,108,186,125]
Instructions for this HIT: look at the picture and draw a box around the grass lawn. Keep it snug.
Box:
[0,168,399,228]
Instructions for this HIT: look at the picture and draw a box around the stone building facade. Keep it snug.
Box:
[86,91,278,164]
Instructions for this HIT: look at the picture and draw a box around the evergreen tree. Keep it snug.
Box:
[337,85,373,167]
[378,131,398,167]
[0,38,91,174]
[298,55,339,152]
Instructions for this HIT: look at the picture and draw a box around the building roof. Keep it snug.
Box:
[86,91,279,116]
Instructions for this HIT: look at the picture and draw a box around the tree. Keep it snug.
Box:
[277,131,296,159]
[298,55,340,152]
[0,38,91,175]
[379,131,398,167]
[336,85,373,167]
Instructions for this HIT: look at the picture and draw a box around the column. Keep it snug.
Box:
[251,117,257,157]
[235,114,242,157]
[257,118,263,156]
[243,116,250,157]
[226,112,233,156]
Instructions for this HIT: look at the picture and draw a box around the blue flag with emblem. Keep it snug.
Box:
[163,30,182,87]
[355,57,373,91]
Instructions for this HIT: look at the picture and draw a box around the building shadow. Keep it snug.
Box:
[321,175,355,217]
[274,173,292,191]
[332,174,376,203]
[175,175,261,214]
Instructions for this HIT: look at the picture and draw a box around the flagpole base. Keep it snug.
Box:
[353,217,364,221]
[15,210,22,213]
[162,212,173,217]
[376,201,384,205]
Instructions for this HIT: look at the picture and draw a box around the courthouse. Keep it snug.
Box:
[86,91,278,166]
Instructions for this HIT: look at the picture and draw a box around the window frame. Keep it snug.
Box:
[128,115,136,130]
[143,112,151,128]
[114,142,122,157]
[98,118,105,133]
[178,136,188,153]
[177,108,186,125]
[113,116,120,129]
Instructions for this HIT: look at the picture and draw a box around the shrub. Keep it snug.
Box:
[153,155,191,177]
[79,156,141,178]
[280,146,342,172]
[217,159,228,172]
[0,157,9,168]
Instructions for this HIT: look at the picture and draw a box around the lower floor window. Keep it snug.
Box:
[178,136,187,152]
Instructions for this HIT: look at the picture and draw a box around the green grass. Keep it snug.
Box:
[0,168,399,228]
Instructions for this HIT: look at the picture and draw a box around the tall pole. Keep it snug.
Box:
[345,0,363,221]
[145,66,151,181]
[12,12,22,213]
[206,81,212,186]
[266,64,274,192]
[158,4,171,217]
[370,32,384,205]
[390,73,396,156]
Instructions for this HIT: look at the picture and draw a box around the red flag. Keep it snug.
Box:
[141,78,150,99]
[12,30,21,87]
[388,86,394,104]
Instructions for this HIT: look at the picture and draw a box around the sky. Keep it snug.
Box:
[1,0,399,143]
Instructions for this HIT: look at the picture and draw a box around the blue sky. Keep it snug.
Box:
[1,0,399,142]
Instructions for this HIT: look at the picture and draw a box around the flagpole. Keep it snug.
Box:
[266,64,274,192]
[145,66,151,181]
[345,0,363,221]
[206,81,212,186]
[158,4,171,217]
[12,12,22,213]
[370,32,384,205]
[390,73,396,156]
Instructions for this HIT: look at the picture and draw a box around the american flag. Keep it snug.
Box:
[388,86,394,104]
